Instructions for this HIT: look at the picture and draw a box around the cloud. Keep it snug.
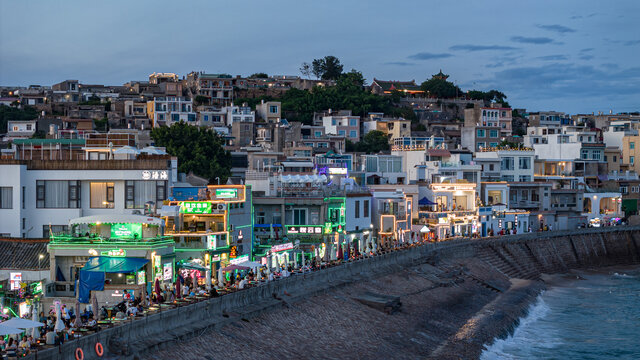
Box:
[449,44,518,52]
[579,55,594,60]
[536,24,576,34]
[511,36,554,44]
[570,13,597,20]
[536,55,568,61]
[601,63,619,69]
[580,48,594,53]
[383,61,415,66]
[623,40,640,46]
[407,52,453,60]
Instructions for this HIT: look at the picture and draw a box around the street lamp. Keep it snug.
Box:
[38,254,44,280]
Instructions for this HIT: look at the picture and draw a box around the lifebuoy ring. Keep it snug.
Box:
[75,348,84,360]
[95,342,104,357]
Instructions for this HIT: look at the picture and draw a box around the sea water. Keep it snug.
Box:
[481,269,640,360]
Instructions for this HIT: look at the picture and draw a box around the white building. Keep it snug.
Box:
[0,158,176,238]
[6,120,37,139]
[474,148,535,182]
[148,97,196,127]
[223,104,255,126]
[322,114,360,142]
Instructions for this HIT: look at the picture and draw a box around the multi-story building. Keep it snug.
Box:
[322,113,360,142]
[5,120,37,139]
[255,100,281,123]
[224,104,255,126]
[622,135,640,173]
[474,148,535,182]
[417,182,478,239]
[147,97,196,127]
[362,114,412,143]
[186,73,247,105]
[528,111,574,127]
[464,104,513,138]
[0,157,176,238]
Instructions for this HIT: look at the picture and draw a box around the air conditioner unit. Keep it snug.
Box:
[285,205,293,210]
[216,203,227,211]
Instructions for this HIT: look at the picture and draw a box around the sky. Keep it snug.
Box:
[1,0,638,114]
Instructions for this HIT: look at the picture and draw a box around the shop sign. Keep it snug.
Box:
[328,167,347,175]
[324,222,332,234]
[10,273,22,291]
[19,302,29,317]
[111,223,142,239]
[215,189,238,199]
[30,282,42,295]
[207,235,217,250]
[271,242,293,252]
[163,263,172,281]
[137,270,146,285]
[229,254,249,265]
[287,225,323,235]
[101,249,126,257]
[229,246,237,259]
[142,170,168,180]
[211,254,220,262]
[181,201,212,214]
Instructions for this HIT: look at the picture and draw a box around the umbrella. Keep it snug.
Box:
[218,267,224,287]
[420,226,430,233]
[269,224,274,240]
[346,244,351,260]
[154,278,161,302]
[31,305,40,339]
[175,274,182,299]
[0,324,22,336]
[54,302,65,332]
[222,264,249,272]
[337,243,343,261]
[205,269,212,290]
[354,241,360,257]
[92,294,100,321]
[418,197,437,206]
[4,317,44,329]
[74,302,82,328]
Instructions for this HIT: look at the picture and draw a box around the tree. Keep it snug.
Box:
[194,95,209,106]
[311,56,344,80]
[249,73,269,78]
[420,77,461,98]
[151,122,231,184]
[299,62,312,79]
[356,130,390,153]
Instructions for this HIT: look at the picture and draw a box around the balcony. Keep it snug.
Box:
[50,234,175,247]
[509,200,540,209]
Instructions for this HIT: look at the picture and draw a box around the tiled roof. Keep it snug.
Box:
[372,79,422,92]
[0,239,50,270]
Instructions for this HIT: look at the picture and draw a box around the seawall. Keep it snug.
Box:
[31,226,640,360]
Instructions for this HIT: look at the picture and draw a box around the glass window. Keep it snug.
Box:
[354,200,360,219]
[477,129,485,138]
[36,180,80,208]
[125,181,165,209]
[90,182,115,208]
[630,142,635,150]
[490,130,498,138]
[501,157,514,170]
[293,209,307,225]
[477,142,485,150]
[0,187,12,209]
[349,119,357,127]
[364,200,369,218]
[519,157,531,169]
[349,130,357,138]
[269,105,278,113]
[519,175,532,182]
[43,225,68,238]
[631,156,635,165]
[338,130,346,136]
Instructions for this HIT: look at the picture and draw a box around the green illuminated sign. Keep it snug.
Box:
[181,201,212,214]
[216,189,238,199]
[101,249,127,257]
[30,282,42,295]
[111,223,142,239]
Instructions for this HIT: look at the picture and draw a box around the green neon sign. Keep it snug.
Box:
[111,223,142,239]
[101,249,127,257]
[181,201,212,214]
[216,189,237,199]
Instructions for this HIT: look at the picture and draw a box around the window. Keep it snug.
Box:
[604,155,608,162]
[331,119,336,125]
[21,186,25,209]
[490,130,499,138]
[501,175,515,182]
[36,180,80,208]
[314,131,322,137]
[364,200,369,217]
[501,157,514,170]
[171,113,179,122]
[269,105,278,113]
[631,156,635,165]
[203,115,209,122]
[631,142,636,150]
[349,130,357,138]
[256,211,265,224]
[614,155,618,163]
[355,200,360,218]
[477,129,485,138]
[125,180,167,209]
[519,157,531,169]
[519,175,532,182]
[293,209,307,225]
[581,150,588,160]
[477,142,485,150]
[90,182,115,208]
[338,130,346,136]
[349,119,357,127]
[620,186,629,194]
[0,187,12,209]
[489,164,494,171]
[43,225,68,238]
[489,142,498,147]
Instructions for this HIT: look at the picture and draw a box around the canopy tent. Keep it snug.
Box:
[418,197,437,206]
[234,260,262,270]
[420,225,431,233]
[82,257,149,273]
[221,264,249,272]
[176,260,207,271]
[113,146,140,155]
[69,214,164,227]
[139,146,167,155]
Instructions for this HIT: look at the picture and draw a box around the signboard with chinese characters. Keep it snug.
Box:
[142,170,169,180]
[181,201,212,214]
[163,262,172,281]
[328,167,348,175]
[206,235,217,250]
[137,270,146,285]
[110,223,142,239]
[229,254,249,265]
[154,255,162,279]
[215,189,238,199]
[101,249,126,257]
[287,225,323,235]
[10,273,22,290]
[271,242,293,252]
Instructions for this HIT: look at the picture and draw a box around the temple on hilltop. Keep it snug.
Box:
[432,70,449,80]
[370,79,425,96]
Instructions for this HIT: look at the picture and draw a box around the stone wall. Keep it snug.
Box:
[31,226,640,360]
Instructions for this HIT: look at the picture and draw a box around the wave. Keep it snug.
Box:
[613,272,635,279]
[480,294,556,360]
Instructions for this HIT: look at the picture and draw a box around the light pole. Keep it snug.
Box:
[215,177,220,185]
[38,254,44,280]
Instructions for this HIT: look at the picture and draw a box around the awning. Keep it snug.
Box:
[82,256,149,273]
[69,214,164,226]
[419,197,437,206]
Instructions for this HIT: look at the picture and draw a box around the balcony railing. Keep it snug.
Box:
[50,234,174,245]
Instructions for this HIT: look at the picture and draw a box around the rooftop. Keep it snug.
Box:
[0,239,49,270]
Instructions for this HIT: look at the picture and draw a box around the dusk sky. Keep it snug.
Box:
[1,0,638,114]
